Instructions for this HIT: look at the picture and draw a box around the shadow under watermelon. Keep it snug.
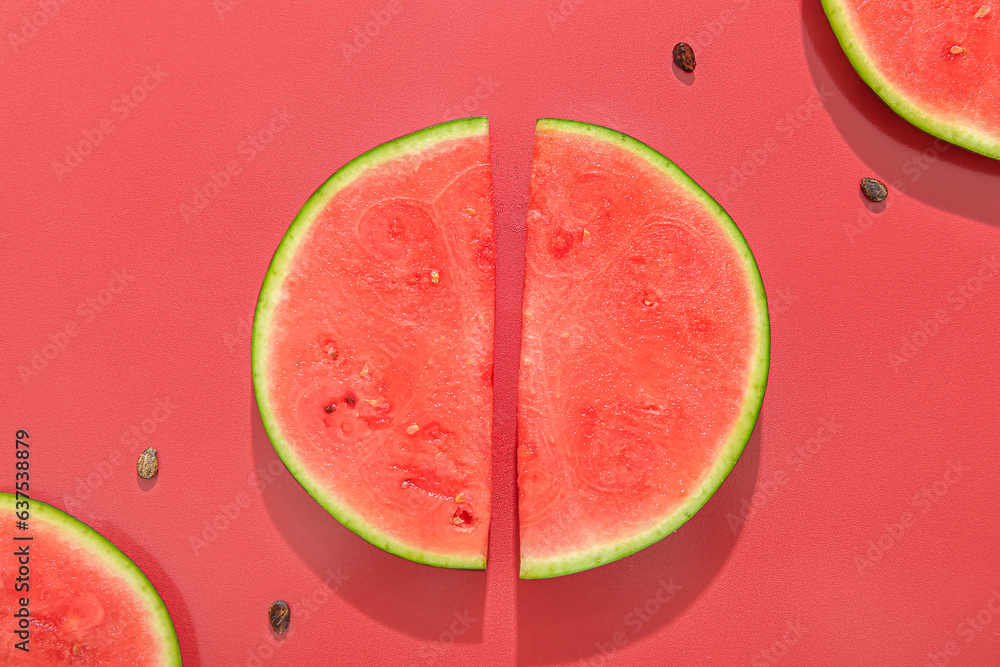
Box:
[516,417,762,666]
[801,0,1000,228]
[89,517,202,666]
[251,394,486,645]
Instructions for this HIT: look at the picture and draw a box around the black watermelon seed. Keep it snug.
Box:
[860,177,888,202]
[324,403,336,413]
[268,600,290,634]
[673,42,696,72]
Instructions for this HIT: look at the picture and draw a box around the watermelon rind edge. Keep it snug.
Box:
[0,492,182,664]
[520,119,771,579]
[252,117,490,570]
[821,0,1000,160]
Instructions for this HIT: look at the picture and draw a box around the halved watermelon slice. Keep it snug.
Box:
[823,0,1000,159]
[253,117,495,568]
[0,493,181,664]
[518,119,769,578]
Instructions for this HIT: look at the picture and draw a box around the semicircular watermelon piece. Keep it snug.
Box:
[517,119,769,579]
[823,0,1000,159]
[0,493,181,664]
[253,117,495,568]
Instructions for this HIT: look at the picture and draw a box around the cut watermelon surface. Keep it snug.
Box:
[518,120,769,578]
[253,117,495,568]
[823,0,1000,159]
[0,494,181,665]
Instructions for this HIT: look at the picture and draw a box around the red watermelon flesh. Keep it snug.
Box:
[0,494,180,665]
[823,0,1000,158]
[517,120,769,578]
[253,118,495,568]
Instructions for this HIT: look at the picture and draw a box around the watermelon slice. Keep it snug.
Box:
[823,0,1000,159]
[0,493,181,664]
[518,119,769,578]
[253,117,495,568]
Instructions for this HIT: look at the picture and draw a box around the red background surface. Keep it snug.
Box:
[3,0,1000,665]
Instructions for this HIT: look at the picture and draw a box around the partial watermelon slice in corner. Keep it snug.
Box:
[0,493,181,664]
[822,0,1000,159]
[518,119,769,579]
[253,117,495,568]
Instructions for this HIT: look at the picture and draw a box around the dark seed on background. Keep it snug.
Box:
[269,600,290,634]
[136,447,158,479]
[324,403,336,413]
[860,177,888,202]
[673,42,696,72]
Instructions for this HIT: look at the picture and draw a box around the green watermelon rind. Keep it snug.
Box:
[822,0,1000,160]
[520,119,771,579]
[252,117,490,570]
[0,493,182,664]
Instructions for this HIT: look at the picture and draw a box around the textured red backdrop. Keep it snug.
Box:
[3,0,1000,665]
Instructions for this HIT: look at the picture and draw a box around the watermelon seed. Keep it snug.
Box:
[406,424,420,435]
[431,270,440,284]
[359,363,370,378]
[672,42,696,72]
[950,45,965,54]
[582,228,592,244]
[976,5,990,18]
[860,177,888,202]
[324,403,336,413]
[452,508,473,525]
[455,493,465,502]
[643,296,655,306]
[345,394,356,406]
[268,600,290,634]
[72,643,83,656]
[136,447,158,479]
[320,340,339,359]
